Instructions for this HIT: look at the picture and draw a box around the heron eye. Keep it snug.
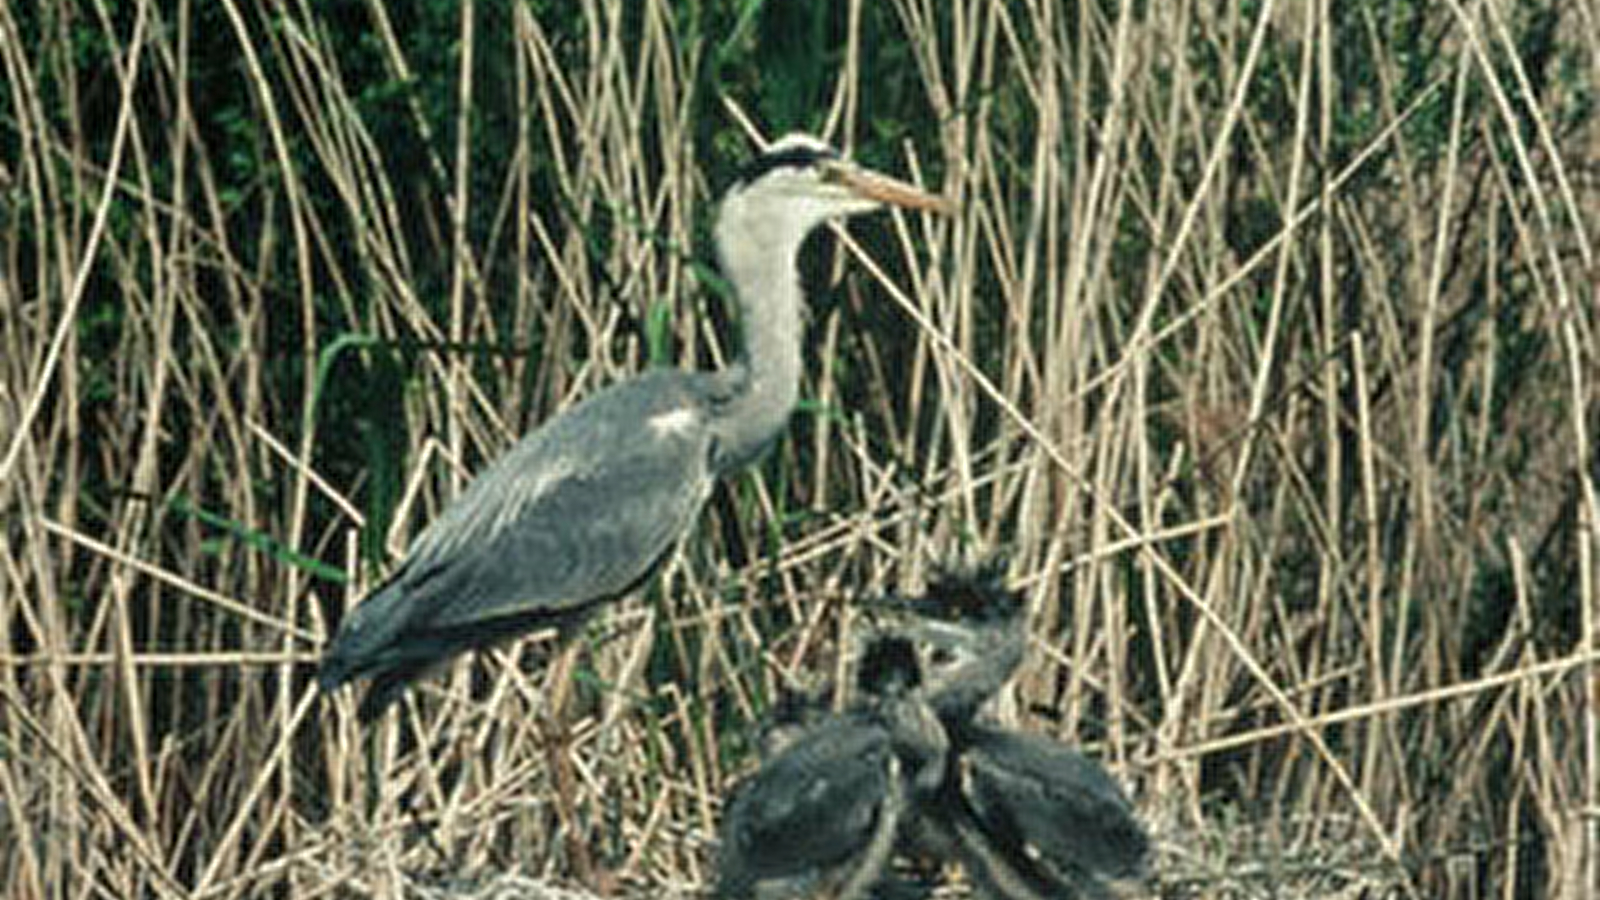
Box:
[930,647,957,666]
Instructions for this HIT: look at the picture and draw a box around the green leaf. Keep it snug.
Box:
[645,299,675,367]
[168,494,348,584]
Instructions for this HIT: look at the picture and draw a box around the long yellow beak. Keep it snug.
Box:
[826,161,955,214]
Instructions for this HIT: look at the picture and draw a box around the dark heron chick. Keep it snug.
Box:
[873,568,1152,899]
[716,634,946,900]
[317,135,951,721]
[939,723,1150,900]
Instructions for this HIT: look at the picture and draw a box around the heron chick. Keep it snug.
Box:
[944,723,1150,900]
[716,634,946,900]
[873,568,1152,900]
[318,136,950,721]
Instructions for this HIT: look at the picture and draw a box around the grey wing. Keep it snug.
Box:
[425,436,709,630]
[419,374,714,621]
[960,727,1150,885]
[319,373,716,691]
[717,720,901,900]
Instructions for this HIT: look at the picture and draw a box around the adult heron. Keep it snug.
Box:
[318,134,950,721]
[716,634,946,900]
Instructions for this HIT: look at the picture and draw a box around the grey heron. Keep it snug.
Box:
[874,569,1152,900]
[716,633,946,900]
[317,135,950,721]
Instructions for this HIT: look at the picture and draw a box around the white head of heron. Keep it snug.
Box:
[717,132,949,264]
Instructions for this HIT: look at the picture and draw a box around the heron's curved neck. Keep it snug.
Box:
[711,210,809,472]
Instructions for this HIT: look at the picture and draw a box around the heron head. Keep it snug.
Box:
[717,133,950,254]
[856,633,924,697]
[865,565,1027,720]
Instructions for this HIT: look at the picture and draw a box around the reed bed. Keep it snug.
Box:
[1,0,1595,897]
